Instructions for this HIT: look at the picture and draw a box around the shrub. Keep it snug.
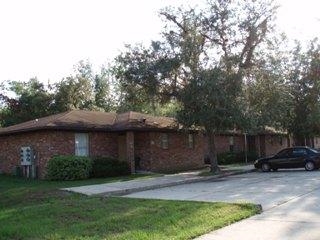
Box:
[12,166,22,177]
[91,157,130,178]
[217,151,258,165]
[217,152,237,165]
[46,155,92,180]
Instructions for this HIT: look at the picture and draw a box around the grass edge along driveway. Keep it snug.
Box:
[0,175,260,240]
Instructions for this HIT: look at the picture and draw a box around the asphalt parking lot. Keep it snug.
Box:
[125,170,320,240]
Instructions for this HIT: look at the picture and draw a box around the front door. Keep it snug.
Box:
[247,136,256,153]
[259,135,266,157]
[118,134,126,162]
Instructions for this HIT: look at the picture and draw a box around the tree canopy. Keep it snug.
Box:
[0,61,114,127]
[158,0,278,172]
[0,78,55,126]
[286,40,320,144]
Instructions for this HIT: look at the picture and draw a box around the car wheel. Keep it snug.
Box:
[305,161,315,171]
[261,163,271,172]
[272,168,278,171]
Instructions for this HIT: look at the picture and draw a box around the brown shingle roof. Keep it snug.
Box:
[0,110,178,135]
[114,111,177,130]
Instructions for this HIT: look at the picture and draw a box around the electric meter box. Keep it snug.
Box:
[20,146,34,166]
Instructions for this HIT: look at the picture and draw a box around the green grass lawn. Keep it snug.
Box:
[0,175,260,240]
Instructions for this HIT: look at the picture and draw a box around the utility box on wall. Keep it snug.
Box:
[20,146,34,165]
[20,146,37,178]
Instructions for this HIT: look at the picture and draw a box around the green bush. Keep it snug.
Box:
[217,152,236,165]
[91,157,130,178]
[46,155,92,180]
[217,151,258,165]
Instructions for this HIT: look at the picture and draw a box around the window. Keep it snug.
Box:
[161,133,169,149]
[229,136,234,152]
[276,148,291,158]
[188,134,194,149]
[292,148,307,157]
[75,133,89,156]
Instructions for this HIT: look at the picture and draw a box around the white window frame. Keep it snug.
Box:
[75,133,89,156]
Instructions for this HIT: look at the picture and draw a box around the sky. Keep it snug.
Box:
[0,0,319,84]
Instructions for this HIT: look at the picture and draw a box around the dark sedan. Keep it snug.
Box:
[254,146,320,172]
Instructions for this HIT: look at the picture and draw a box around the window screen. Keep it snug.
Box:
[188,134,194,149]
[229,136,234,152]
[75,133,89,156]
[161,133,169,149]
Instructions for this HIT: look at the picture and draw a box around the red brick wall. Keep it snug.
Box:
[214,135,245,153]
[264,135,288,156]
[1,129,289,177]
[234,135,245,152]
[201,135,245,157]
[134,132,152,170]
[0,130,118,178]
[134,131,206,172]
[0,131,74,178]
[89,132,118,158]
[214,135,230,153]
[0,129,208,177]
[314,137,320,149]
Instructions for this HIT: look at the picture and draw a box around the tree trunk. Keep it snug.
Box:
[208,131,220,173]
[293,134,306,146]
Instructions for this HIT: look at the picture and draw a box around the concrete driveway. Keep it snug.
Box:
[125,170,320,240]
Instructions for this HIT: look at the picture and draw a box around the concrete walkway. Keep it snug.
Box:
[62,164,254,196]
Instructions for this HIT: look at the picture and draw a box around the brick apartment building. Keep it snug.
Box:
[0,110,294,178]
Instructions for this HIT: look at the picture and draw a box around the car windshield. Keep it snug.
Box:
[308,148,319,154]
